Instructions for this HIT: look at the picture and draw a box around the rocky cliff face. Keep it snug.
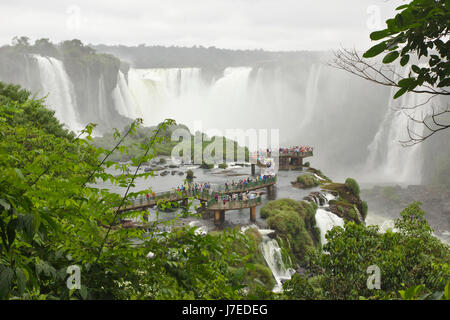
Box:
[0,40,131,134]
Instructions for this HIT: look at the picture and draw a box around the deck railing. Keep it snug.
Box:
[206,196,262,209]
[278,151,313,157]
[124,176,276,208]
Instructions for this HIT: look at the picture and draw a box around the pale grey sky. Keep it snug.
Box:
[0,0,402,50]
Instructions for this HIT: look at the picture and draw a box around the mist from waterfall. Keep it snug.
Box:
[364,86,434,184]
[115,65,325,143]
[32,55,83,131]
[3,51,435,185]
[124,67,254,131]
[109,63,433,184]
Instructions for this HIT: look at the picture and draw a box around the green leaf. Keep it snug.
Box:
[411,65,421,74]
[400,54,410,66]
[398,77,415,88]
[0,267,14,298]
[394,87,408,99]
[382,51,399,64]
[437,78,450,88]
[396,4,409,10]
[445,282,450,300]
[80,285,88,300]
[15,267,27,296]
[370,29,389,41]
[7,218,18,246]
[17,214,35,240]
[363,42,387,58]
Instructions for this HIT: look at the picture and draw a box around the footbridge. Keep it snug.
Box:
[119,176,276,226]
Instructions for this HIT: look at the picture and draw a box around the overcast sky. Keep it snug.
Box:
[0,0,402,51]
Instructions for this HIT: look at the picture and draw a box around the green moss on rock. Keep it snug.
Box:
[292,174,320,188]
[260,199,319,263]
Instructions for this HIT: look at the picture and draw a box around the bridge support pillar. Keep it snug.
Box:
[250,206,256,222]
[143,211,149,222]
[251,163,256,175]
[267,185,274,195]
[200,201,212,219]
[202,211,213,219]
[181,198,189,207]
[214,210,225,226]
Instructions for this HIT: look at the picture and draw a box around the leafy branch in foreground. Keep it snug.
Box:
[330,0,450,145]
[0,82,255,300]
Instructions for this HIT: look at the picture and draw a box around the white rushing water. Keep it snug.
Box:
[364,72,435,184]
[98,74,109,122]
[32,54,82,131]
[310,192,345,246]
[259,229,296,293]
[315,209,345,246]
[112,70,140,119]
[299,64,322,129]
[114,66,294,139]
[240,225,295,292]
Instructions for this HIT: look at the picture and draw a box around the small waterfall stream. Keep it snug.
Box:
[307,192,345,246]
[259,229,296,293]
[240,225,295,293]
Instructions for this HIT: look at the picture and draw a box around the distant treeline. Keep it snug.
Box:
[91,43,324,70]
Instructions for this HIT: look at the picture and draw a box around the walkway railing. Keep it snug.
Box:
[206,196,262,210]
[278,151,313,157]
[123,176,276,209]
[220,176,276,192]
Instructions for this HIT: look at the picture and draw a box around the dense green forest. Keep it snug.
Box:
[0,81,448,300]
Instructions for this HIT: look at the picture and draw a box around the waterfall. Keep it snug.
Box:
[112,70,140,119]
[126,67,207,126]
[300,64,322,129]
[306,192,345,246]
[98,75,109,122]
[315,209,345,246]
[123,67,256,130]
[258,229,296,293]
[364,75,434,184]
[32,54,82,131]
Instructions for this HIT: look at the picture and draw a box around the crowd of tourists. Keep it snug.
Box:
[224,174,272,190]
[143,174,273,206]
[215,190,259,205]
[254,146,313,157]
[279,146,313,154]
[174,182,211,194]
